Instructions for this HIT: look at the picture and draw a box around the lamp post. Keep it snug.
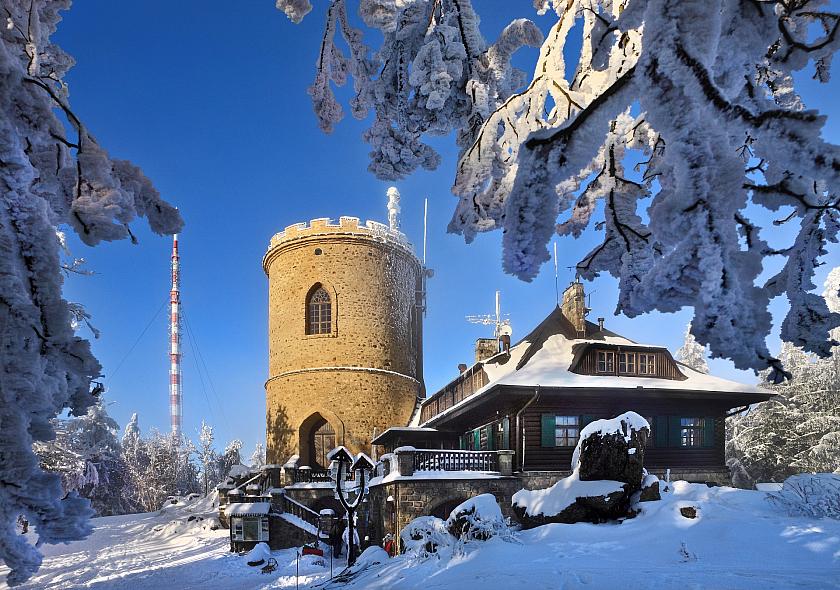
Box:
[327,446,374,567]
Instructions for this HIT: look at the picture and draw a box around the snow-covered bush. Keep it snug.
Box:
[445,494,507,542]
[768,474,840,520]
[400,516,453,559]
[281,0,840,378]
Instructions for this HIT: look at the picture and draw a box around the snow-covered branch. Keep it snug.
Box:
[283,0,840,376]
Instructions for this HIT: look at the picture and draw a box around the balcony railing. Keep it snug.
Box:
[413,449,499,472]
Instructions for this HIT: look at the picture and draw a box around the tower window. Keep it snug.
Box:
[306,286,332,334]
[314,248,323,255]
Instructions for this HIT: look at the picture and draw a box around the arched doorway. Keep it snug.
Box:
[311,419,336,469]
[299,411,342,468]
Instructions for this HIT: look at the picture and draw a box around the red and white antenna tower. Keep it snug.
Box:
[169,234,182,437]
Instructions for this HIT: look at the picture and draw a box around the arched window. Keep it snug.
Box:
[306,286,332,334]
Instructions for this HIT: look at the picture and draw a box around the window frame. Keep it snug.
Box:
[638,353,656,375]
[679,417,705,448]
[306,285,332,335]
[596,350,615,373]
[618,351,636,374]
[554,415,580,447]
[231,517,243,541]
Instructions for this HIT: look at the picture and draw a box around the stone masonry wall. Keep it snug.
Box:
[263,218,423,464]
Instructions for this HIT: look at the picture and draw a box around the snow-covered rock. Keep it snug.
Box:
[445,494,506,541]
[514,412,653,528]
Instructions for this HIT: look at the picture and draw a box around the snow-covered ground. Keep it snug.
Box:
[0,495,330,590]
[3,482,840,589]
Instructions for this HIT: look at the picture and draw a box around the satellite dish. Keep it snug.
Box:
[499,324,513,338]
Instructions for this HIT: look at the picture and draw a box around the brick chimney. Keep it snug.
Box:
[475,338,499,363]
[560,280,589,338]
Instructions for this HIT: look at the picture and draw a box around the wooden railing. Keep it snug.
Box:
[279,493,321,530]
[413,449,498,472]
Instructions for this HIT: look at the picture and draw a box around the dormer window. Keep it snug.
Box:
[639,353,656,375]
[618,352,636,374]
[596,351,614,373]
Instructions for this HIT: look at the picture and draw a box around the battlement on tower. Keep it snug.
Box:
[265,216,416,262]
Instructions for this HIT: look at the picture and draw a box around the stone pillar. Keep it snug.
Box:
[395,448,415,477]
[270,488,285,514]
[497,450,515,476]
[265,464,282,488]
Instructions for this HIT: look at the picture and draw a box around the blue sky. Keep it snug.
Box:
[55,2,840,456]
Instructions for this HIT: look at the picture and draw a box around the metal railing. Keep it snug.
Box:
[413,449,498,472]
[278,493,321,530]
[292,467,355,484]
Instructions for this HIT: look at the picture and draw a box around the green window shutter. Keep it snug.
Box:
[668,416,682,447]
[702,417,715,448]
[502,417,510,450]
[541,414,556,447]
[486,425,495,450]
[473,429,481,450]
[654,416,668,448]
[580,415,595,429]
[458,435,465,450]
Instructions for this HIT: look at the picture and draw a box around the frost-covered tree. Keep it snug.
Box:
[249,442,266,470]
[1,1,181,584]
[280,0,840,379]
[119,417,199,512]
[218,439,243,479]
[34,400,132,517]
[197,421,219,497]
[727,268,840,487]
[675,323,709,374]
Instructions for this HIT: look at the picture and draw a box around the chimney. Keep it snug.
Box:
[560,280,588,338]
[499,334,511,353]
[597,317,605,331]
[474,338,499,363]
[458,363,468,374]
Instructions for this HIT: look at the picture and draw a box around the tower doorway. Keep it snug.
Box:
[310,418,336,468]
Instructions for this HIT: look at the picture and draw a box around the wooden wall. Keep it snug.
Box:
[519,396,728,472]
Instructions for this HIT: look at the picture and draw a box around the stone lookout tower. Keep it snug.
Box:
[262,215,424,466]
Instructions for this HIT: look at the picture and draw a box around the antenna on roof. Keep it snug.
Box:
[418,197,433,317]
[553,241,559,306]
[466,290,511,340]
[423,197,428,266]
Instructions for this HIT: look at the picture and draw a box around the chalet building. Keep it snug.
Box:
[417,280,772,483]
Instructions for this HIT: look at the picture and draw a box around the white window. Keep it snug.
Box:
[555,416,580,447]
[680,418,705,447]
[618,352,636,374]
[232,518,243,540]
[638,353,656,375]
[597,351,615,373]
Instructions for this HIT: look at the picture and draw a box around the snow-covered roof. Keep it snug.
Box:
[422,306,771,425]
[224,502,270,517]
